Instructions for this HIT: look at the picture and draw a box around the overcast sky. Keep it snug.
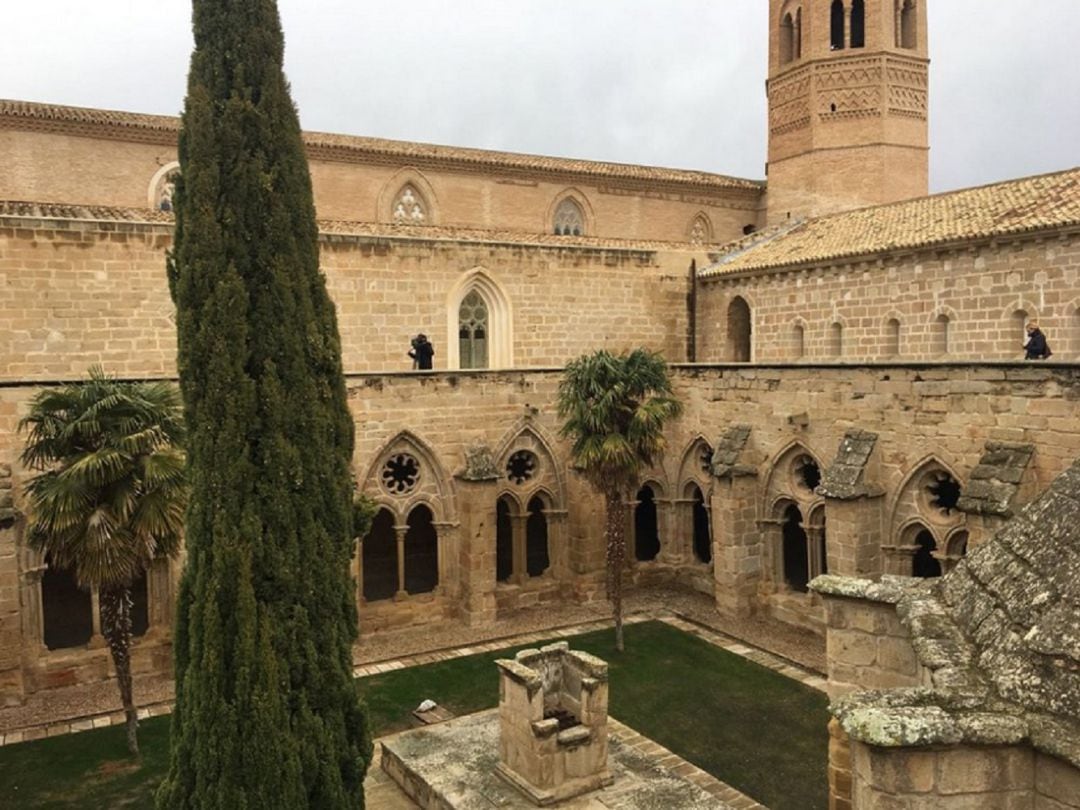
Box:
[3,1,1078,192]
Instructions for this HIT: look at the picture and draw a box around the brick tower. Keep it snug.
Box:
[765,0,929,224]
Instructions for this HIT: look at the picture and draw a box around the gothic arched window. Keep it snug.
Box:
[830,0,846,50]
[688,214,712,245]
[851,0,865,48]
[553,198,585,236]
[458,290,489,370]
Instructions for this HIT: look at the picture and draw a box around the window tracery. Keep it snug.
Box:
[553,198,585,236]
[506,450,538,485]
[458,290,489,370]
[155,170,179,212]
[381,453,421,495]
[392,185,427,224]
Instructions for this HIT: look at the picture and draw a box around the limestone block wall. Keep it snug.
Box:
[698,231,1080,362]
[850,742,1080,809]
[0,213,695,381]
[0,120,763,244]
[3,365,1080,704]
[820,593,921,701]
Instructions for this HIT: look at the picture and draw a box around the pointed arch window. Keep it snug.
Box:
[458,290,489,370]
[688,213,712,245]
[392,184,427,224]
[850,0,865,48]
[830,0,846,50]
[553,198,585,236]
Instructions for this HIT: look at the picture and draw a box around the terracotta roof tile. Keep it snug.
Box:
[0,99,763,191]
[701,167,1080,277]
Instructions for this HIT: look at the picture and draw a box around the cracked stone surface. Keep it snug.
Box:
[381,710,734,809]
[821,457,1080,767]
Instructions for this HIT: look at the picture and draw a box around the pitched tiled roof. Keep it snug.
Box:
[700,168,1080,277]
[0,200,715,252]
[0,99,763,192]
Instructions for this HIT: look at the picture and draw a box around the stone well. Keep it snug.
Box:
[494,641,613,805]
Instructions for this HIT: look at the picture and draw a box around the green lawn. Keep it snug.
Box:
[0,621,829,809]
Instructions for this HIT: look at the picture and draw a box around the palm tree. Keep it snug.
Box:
[557,349,682,650]
[19,367,187,755]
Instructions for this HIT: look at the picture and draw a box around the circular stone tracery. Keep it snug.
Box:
[699,444,714,475]
[791,454,822,495]
[381,453,421,495]
[920,469,961,520]
[506,450,538,485]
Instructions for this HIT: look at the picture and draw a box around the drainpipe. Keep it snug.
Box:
[687,260,698,362]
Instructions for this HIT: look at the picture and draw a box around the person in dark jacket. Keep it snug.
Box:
[1023,322,1051,360]
[409,333,435,370]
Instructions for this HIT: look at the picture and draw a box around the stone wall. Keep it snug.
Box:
[850,742,1080,809]
[3,364,1080,705]
[698,231,1080,362]
[0,123,762,244]
[0,212,696,379]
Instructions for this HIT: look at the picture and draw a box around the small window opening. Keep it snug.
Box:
[829,322,843,357]
[933,314,950,355]
[727,296,752,362]
[742,224,757,236]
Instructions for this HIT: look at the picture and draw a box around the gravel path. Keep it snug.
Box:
[0,585,824,735]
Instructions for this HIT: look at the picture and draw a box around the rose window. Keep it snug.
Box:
[381,453,421,495]
[922,469,961,518]
[506,450,538,485]
[792,454,821,494]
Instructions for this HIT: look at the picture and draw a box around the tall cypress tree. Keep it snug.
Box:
[157,1,370,807]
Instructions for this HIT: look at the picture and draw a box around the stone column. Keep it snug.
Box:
[453,454,501,627]
[510,513,528,585]
[710,472,760,617]
[393,524,408,601]
[818,430,883,578]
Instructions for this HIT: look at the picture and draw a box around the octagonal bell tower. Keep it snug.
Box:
[765,0,929,224]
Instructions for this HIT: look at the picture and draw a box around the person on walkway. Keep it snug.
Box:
[1023,322,1052,360]
[409,333,435,370]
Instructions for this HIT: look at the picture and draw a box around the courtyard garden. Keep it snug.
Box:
[0,620,827,809]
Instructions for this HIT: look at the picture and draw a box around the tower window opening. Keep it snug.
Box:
[829,322,844,357]
[898,0,917,49]
[795,8,803,58]
[793,322,805,359]
[727,296,752,362]
[830,0,846,50]
[780,13,795,65]
[851,0,865,48]
[933,313,950,356]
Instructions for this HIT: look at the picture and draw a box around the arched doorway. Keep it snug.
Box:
[362,508,398,602]
[404,505,438,594]
[634,485,660,562]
